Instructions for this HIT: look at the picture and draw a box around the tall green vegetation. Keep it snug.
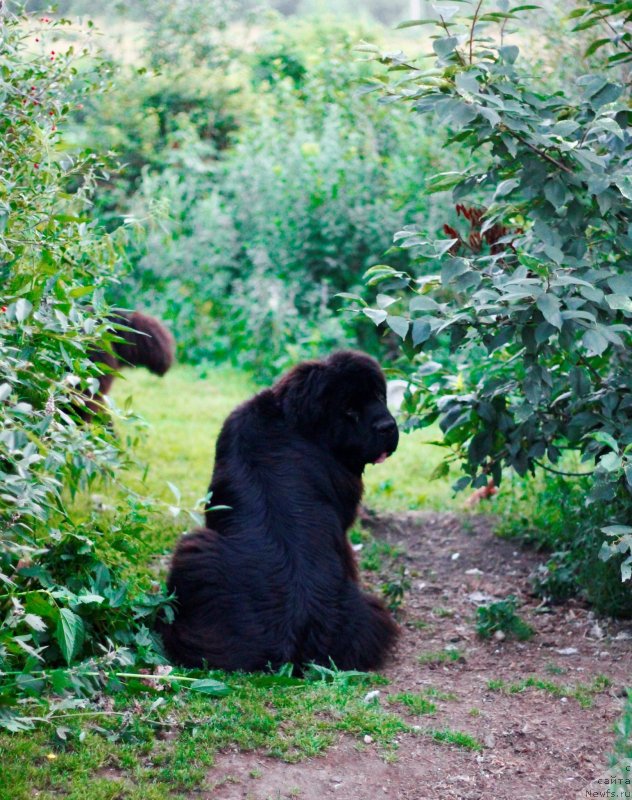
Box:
[0,12,121,536]
[358,0,632,613]
[76,11,457,379]
[0,10,170,728]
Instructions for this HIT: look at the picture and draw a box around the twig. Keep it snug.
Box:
[469,0,484,65]
[596,12,632,53]
[533,458,593,477]
[500,16,508,48]
[439,15,467,67]
[504,128,574,175]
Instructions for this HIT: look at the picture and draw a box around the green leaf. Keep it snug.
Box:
[55,609,85,665]
[395,18,437,29]
[584,39,610,58]
[543,179,568,209]
[441,258,469,284]
[189,679,231,696]
[602,525,632,537]
[387,315,409,339]
[615,175,632,201]
[536,294,562,329]
[425,172,464,193]
[607,274,632,295]
[409,295,440,312]
[69,285,96,299]
[495,179,520,198]
[590,82,623,109]
[599,452,622,472]
[606,295,632,314]
[582,329,608,356]
[586,431,619,452]
[412,320,431,346]
[23,614,47,632]
[430,461,450,480]
[376,294,397,310]
[499,45,519,64]
[433,37,459,58]
[362,308,388,326]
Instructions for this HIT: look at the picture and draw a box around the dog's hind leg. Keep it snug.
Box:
[325,587,399,672]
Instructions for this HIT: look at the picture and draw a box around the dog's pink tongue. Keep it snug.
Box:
[373,452,388,464]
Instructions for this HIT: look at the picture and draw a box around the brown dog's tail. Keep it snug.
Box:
[110,310,175,376]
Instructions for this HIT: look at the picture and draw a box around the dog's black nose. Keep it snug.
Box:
[373,418,397,435]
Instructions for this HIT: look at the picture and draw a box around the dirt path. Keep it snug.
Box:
[204,512,632,800]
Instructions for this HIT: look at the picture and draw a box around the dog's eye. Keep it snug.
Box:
[344,408,360,423]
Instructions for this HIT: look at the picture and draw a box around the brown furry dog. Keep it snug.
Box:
[84,310,174,417]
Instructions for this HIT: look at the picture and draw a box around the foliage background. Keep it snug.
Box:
[0,0,630,764]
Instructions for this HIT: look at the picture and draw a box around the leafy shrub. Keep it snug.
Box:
[73,64,244,224]
[358,1,632,591]
[569,0,632,70]
[0,499,169,675]
[496,472,632,617]
[137,0,236,70]
[0,9,170,720]
[120,100,452,378]
[475,596,534,641]
[69,0,251,229]
[98,15,462,380]
[0,11,122,533]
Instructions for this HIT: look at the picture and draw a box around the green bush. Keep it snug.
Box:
[73,63,244,224]
[0,10,169,722]
[497,473,632,617]
[475,595,534,641]
[119,100,453,378]
[358,1,632,595]
[120,104,445,379]
[0,11,122,532]
[87,16,459,380]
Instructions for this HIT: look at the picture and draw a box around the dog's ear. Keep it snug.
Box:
[273,361,329,431]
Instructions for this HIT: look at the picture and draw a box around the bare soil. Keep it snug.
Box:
[204,512,632,800]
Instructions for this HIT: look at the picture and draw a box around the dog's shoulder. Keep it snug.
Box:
[215,388,283,450]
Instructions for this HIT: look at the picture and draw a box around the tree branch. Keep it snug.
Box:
[503,127,575,175]
[469,0,484,65]
[533,458,593,478]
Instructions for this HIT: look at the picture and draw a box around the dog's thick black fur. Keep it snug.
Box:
[160,351,400,672]
[84,310,174,416]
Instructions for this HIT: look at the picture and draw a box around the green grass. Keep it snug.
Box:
[111,364,459,513]
[0,364,468,799]
[418,647,464,666]
[112,365,255,507]
[390,692,437,716]
[0,670,408,800]
[487,674,612,708]
[425,728,483,751]
[422,686,458,702]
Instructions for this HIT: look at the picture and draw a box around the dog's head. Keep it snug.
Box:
[273,351,399,474]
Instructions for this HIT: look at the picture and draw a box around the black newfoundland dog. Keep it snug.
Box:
[159,351,400,673]
[83,310,174,417]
